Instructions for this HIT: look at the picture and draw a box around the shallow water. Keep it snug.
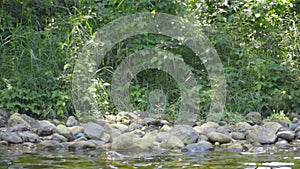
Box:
[0,146,299,169]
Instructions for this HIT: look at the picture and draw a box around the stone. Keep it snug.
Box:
[69,126,84,136]
[100,133,111,143]
[68,140,96,151]
[246,112,262,125]
[111,132,156,152]
[197,134,209,142]
[51,133,67,143]
[208,132,232,144]
[231,132,245,140]
[2,132,23,144]
[277,131,295,141]
[9,124,30,132]
[127,122,143,132]
[215,126,230,134]
[8,113,32,128]
[55,124,74,141]
[110,123,128,133]
[143,117,163,126]
[246,122,282,144]
[84,122,104,140]
[160,124,172,132]
[18,131,40,143]
[235,122,252,133]
[170,125,199,144]
[87,139,105,147]
[157,132,184,149]
[66,116,78,127]
[37,120,55,136]
[226,142,243,153]
[193,122,219,136]
[182,141,213,153]
[38,140,63,151]
[0,109,9,127]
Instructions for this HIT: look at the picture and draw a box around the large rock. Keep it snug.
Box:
[51,133,68,143]
[68,140,96,151]
[170,125,199,144]
[112,132,149,152]
[8,113,32,128]
[246,112,262,125]
[66,116,78,127]
[2,132,23,144]
[37,120,55,136]
[54,124,74,141]
[226,142,243,153]
[235,122,252,133]
[246,122,282,144]
[208,132,232,144]
[38,140,63,151]
[277,131,295,141]
[193,122,219,136]
[84,122,104,140]
[182,141,213,153]
[157,132,184,149]
[18,131,40,143]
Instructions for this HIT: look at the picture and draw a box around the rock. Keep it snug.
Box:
[157,132,184,149]
[160,125,172,132]
[51,133,67,143]
[246,112,262,125]
[100,133,111,143]
[54,124,74,141]
[69,126,84,136]
[226,142,243,153]
[18,131,40,143]
[0,109,9,127]
[182,141,213,153]
[87,140,105,147]
[68,141,96,151]
[208,132,232,144]
[197,134,209,142]
[231,132,245,140]
[276,139,290,149]
[84,122,104,140]
[111,132,155,152]
[277,131,295,141]
[128,123,143,132]
[215,126,230,134]
[66,116,78,127]
[110,123,128,133]
[170,125,199,144]
[9,124,30,132]
[37,120,55,136]
[246,122,282,144]
[38,140,63,151]
[2,132,23,144]
[235,122,252,132]
[193,122,219,136]
[143,117,163,126]
[8,113,32,128]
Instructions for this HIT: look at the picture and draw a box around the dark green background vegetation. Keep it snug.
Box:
[0,0,299,121]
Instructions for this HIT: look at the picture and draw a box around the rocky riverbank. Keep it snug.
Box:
[1,109,300,158]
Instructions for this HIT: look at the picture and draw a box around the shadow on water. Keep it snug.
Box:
[0,146,299,169]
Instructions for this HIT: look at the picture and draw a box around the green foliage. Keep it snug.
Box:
[268,110,291,122]
[0,0,299,121]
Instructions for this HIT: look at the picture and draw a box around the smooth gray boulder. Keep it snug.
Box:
[37,120,55,136]
[208,132,232,144]
[18,131,40,143]
[246,122,282,144]
[182,141,213,153]
[170,125,199,144]
[84,122,104,140]
[55,124,74,141]
[66,116,78,127]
